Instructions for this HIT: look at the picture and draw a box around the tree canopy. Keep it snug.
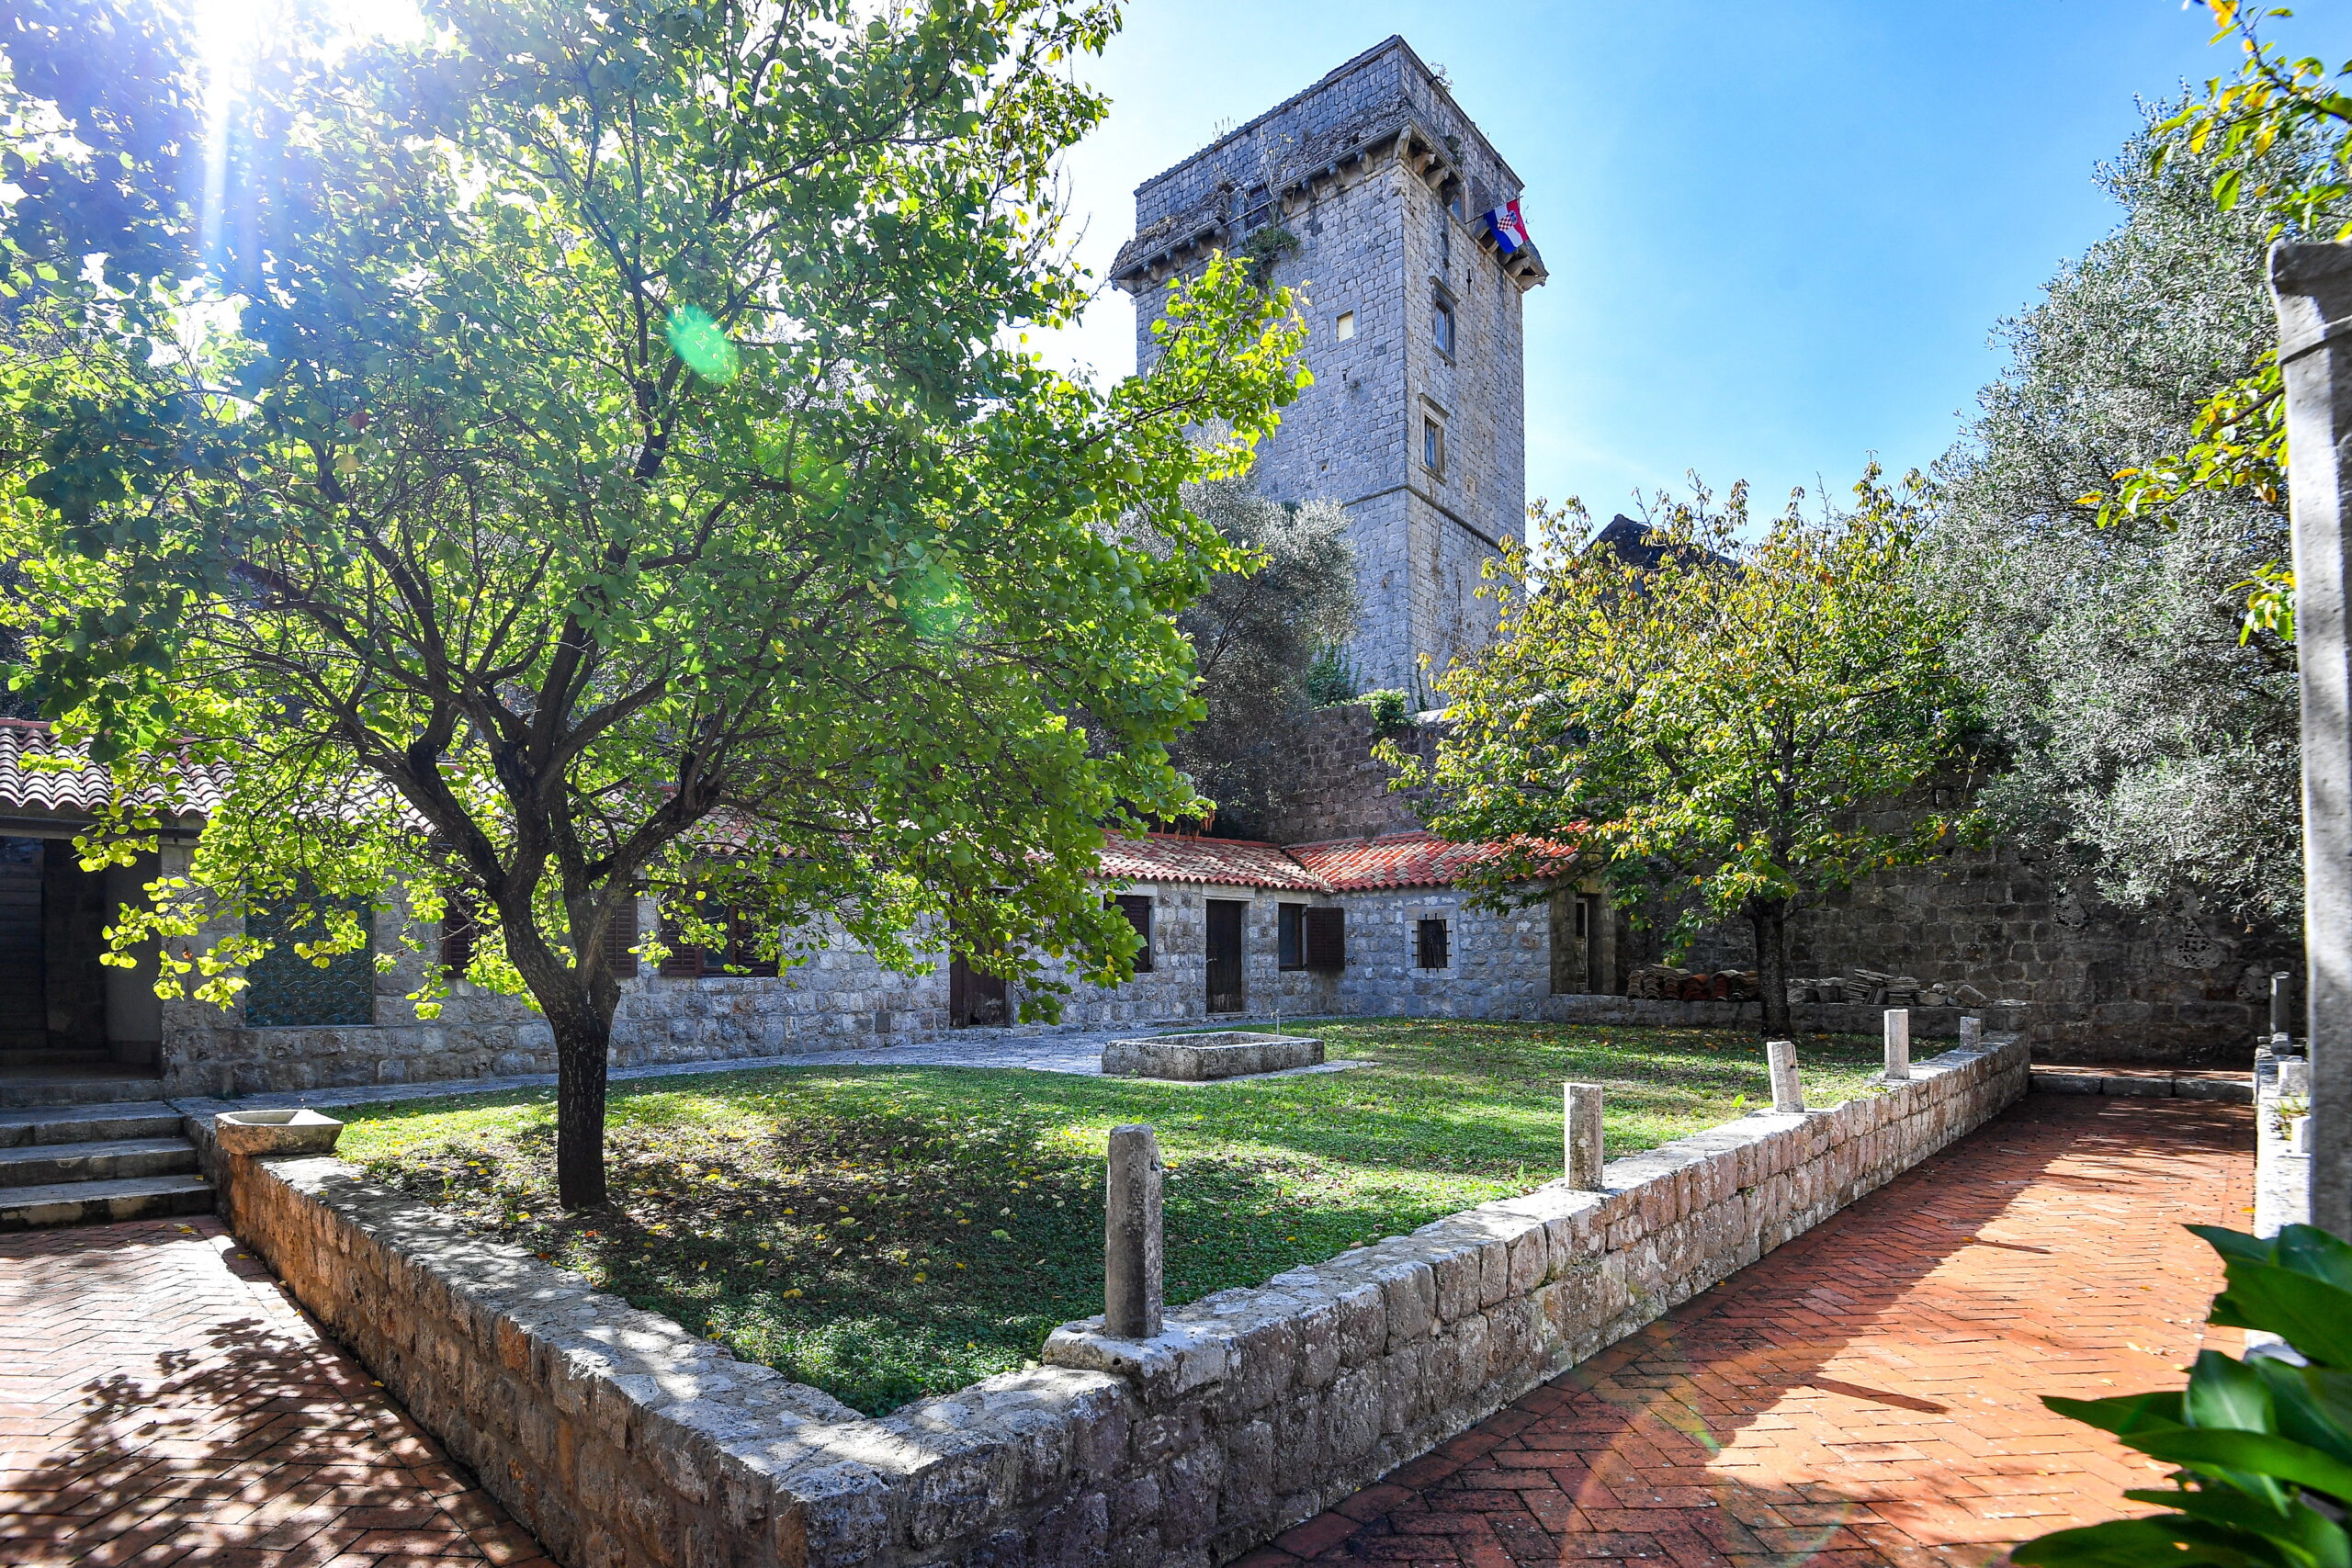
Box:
[0,0,1309,1204]
[1402,473,1978,1034]
[1928,100,2328,928]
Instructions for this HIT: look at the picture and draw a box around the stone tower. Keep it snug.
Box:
[1112,36,1546,697]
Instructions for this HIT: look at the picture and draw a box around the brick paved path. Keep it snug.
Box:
[1245,1093,2255,1568]
[0,1216,550,1566]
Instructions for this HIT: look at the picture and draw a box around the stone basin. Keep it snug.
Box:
[213,1108,345,1157]
[1101,1032,1323,1082]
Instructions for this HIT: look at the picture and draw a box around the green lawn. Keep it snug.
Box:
[336,1019,1883,1416]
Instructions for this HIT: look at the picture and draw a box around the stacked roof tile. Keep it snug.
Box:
[0,719,227,819]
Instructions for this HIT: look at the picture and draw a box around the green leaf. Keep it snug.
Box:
[2189,1350,2280,1435]
[2210,1262,2352,1368]
[2011,1516,2282,1568]
[2046,1390,2188,1437]
[2136,1428,2352,1504]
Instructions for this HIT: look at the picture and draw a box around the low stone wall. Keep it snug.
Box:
[219,1036,2027,1568]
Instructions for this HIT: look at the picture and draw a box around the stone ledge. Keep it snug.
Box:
[221,1037,2028,1568]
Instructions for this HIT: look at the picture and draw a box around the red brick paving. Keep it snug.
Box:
[0,1215,552,1567]
[1240,1092,2255,1568]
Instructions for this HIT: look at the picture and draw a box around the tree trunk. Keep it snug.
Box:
[547,990,613,1209]
[1750,898,1792,1038]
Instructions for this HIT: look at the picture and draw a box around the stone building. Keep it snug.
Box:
[0,722,1607,1100]
[1111,37,1546,698]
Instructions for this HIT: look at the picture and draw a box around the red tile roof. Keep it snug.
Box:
[0,720,227,819]
[1285,832,1495,892]
[1099,832,1333,892]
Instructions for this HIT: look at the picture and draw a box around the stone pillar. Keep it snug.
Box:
[2273,972,2297,1041]
[1766,1039,1804,1113]
[1883,1009,1912,1082]
[2271,243,2352,1236]
[1958,1014,1982,1054]
[1564,1082,1604,1190]
[1104,1123,1163,1338]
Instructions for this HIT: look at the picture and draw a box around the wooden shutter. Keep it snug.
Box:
[438,892,480,977]
[604,895,640,978]
[1115,896,1154,972]
[657,902,704,977]
[1304,907,1345,971]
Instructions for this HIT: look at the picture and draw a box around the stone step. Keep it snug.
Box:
[0,1073,172,1110]
[0,1048,119,1068]
[0,1136,198,1188]
[0,1101,184,1148]
[0,1173,213,1232]
[2028,1066,2253,1103]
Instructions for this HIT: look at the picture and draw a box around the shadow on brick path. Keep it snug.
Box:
[0,1215,553,1565]
[1238,1093,2255,1568]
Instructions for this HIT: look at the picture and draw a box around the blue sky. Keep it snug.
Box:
[1032,0,2342,520]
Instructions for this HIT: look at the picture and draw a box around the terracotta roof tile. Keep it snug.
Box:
[1099,832,1332,893]
[1284,831,1490,892]
[0,719,228,819]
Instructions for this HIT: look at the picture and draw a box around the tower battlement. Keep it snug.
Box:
[1114,37,1544,695]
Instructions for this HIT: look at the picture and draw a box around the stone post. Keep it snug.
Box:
[2273,972,2297,1043]
[1883,1009,1912,1082]
[1765,1039,1804,1113]
[1564,1082,1604,1190]
[1104,1123,1163,1338]
[1959,1014,1982,1053]
[2271,243,2352,1235]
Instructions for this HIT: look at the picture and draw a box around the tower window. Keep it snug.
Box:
[1335,310,1355,341]
[1422,417,1445,476]
[1433,299,1455,357]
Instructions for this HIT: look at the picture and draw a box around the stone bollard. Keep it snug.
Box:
[1564,1083,1605,1190]
[1104,1123,1163,1339]
[1766,1039,1804,1113]
[2272,972,2296,1040]
[1883,1009,1912,1082]
[1959,1014,1982,1053]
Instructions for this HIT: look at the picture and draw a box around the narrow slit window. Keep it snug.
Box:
[1433,299,1455,357]
[1422,418,1445,476]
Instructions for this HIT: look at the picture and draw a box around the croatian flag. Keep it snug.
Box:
[1482,199,1531,255]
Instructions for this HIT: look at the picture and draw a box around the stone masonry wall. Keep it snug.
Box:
[1266,715,2292,1062]
[216,1036,2026,1568]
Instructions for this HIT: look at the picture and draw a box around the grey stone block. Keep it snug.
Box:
[1100,1032,1324,1081]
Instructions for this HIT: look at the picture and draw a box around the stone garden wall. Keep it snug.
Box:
[217,1036,2027,1568]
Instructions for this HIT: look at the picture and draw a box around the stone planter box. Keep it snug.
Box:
[211,1108,345,1157]
[1102,1031,1323,1080]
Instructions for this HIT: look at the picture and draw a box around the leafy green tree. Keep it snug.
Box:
[1398,471,1978,1036]
[1928,103,2323,926]
[1155,477,1357,838]
[2092,1,2352,638]
[0,0,1307,1206]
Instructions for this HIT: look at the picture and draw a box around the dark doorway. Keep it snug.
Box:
[1205,899,1246,1014]
[948,953,1010,1027]
[0,839,43,1059]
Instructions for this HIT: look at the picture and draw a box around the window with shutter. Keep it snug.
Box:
[1114,895,1154,972]
[604,895,640,978]
[439,892,479,979]
[658,897,775,977]
[1277,903,1306,971]
[244,889,375,1026]
[1304,907,1345,971]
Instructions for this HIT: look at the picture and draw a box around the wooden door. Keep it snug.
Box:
[1204,899,1246,1014]
[948,953,1009,1027]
